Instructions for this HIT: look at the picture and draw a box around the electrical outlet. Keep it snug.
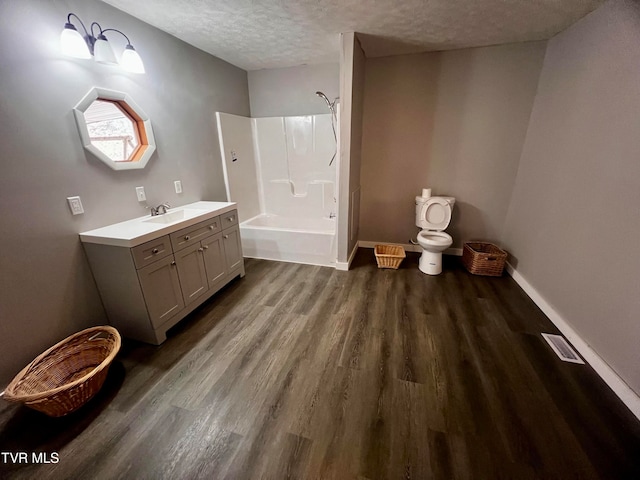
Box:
[135,186,146,202]
[174,180,183,194]
[67,196,84,215]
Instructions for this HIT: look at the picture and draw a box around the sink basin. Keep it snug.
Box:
[80,201,236,248]
[143,208,209,225]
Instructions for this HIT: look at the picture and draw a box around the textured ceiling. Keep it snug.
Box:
[101,0,605,71]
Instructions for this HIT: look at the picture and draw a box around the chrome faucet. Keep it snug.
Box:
[148,202,171,216]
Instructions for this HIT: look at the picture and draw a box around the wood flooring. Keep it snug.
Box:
[1,250,639,479]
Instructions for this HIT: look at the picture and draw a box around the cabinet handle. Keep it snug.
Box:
[198,247,204,252]
[209,225,216,230]
[203,245,209,250]
[224,235,229,239]
[152,248,159,254]
[171,261,176,266]
[184,235,190,240]
[228,217,234,222]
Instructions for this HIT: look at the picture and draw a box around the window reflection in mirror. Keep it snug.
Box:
[84,100,140,162]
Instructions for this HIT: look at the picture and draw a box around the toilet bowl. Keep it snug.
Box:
[417,231,452,275]
[415,193,455,275]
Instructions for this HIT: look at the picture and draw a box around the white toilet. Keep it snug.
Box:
[415,193,455,275]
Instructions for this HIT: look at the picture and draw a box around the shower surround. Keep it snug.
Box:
[216,112,337,266]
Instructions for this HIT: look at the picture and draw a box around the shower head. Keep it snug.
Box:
[315,91,338,166]
[316,91,332,108]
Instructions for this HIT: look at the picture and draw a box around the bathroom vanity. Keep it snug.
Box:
[80,201,244,344]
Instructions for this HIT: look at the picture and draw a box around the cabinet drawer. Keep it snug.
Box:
[170,216,221,251]
[131,235,172,269]
[221,210,238,229]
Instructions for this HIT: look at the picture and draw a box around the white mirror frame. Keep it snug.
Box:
[73,87,156,171]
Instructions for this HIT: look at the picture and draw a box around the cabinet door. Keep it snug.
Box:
[223,226,243,272]
[138,255,184,327]
[202,233,226,287]
[174,242,208,306]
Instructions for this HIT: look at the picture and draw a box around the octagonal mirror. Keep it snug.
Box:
[74,87,156,170]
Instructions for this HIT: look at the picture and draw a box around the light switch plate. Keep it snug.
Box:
[67,196,84,215]
[174,180,183,194]
[135,186,146,202]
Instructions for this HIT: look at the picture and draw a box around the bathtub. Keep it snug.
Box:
[240,214,336,267]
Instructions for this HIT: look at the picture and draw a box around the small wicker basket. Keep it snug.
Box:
[374,244,406,269]
[1,326,121,417]
[462,242,507,276]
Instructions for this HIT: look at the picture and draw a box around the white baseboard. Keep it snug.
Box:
[505,262,640,420]
[335,242,359,271]
[358,240,462,256]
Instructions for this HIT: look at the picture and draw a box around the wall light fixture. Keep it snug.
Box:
[60,13,145,74]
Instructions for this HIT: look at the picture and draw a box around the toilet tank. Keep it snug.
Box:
[415,196,428,227]
[442,196,456,207]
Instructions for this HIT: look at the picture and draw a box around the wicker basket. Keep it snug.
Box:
[374,244,406,269]
[1,326,121,417]
[462,242,507,276]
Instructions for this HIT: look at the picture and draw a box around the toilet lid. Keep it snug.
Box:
[419,198,452,231]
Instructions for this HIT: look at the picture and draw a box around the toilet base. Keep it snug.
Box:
[419,250,443,275]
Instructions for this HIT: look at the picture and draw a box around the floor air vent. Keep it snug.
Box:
[541,333,585,364]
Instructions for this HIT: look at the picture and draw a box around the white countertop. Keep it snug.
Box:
[80,201,237,247]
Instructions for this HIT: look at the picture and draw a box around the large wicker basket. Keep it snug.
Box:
[1,326,121,417]
[462,242,507,276]
[374,244,406,269]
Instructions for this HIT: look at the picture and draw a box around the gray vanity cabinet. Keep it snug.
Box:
[138,254,184,325]
[174,232,228,306]
[174,242,209,306]
[82,208,244,345]
[223,228,243,272]
[202,233,226,286]
[220,210,242,272]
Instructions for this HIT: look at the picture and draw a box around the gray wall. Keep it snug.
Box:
[337,33,365,263]
[359,42,546,247]
[0,0,249,385]
[248,63,340,117]
[502,0,640,394]
[348,36,365,258]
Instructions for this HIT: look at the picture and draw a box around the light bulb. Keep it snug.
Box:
[60,23,91,59]
[94,35,117,65]
[120,45,145,74]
